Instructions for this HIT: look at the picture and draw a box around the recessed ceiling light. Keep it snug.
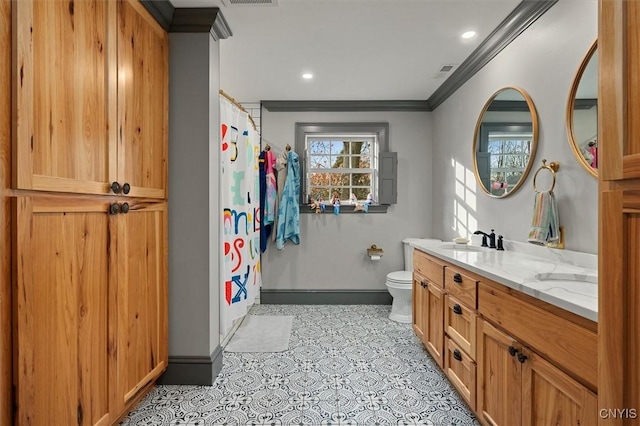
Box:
[461,31,477,40]
[302,73,313,80]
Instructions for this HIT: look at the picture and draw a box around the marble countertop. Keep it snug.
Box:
[411,240,598,322]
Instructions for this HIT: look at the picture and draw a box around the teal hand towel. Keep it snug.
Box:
[527,191,560,245]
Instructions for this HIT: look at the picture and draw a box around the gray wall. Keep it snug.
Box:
[431,0,598,253]
[168,33,220,357]
[261,110,433,291]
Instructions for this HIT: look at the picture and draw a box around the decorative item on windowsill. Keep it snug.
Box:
[367,244,384,261]
[332,193,341,215]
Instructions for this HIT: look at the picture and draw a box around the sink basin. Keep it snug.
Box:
[534,272,597,284]
[437,244,486,253]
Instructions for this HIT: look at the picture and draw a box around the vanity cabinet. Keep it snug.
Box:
[412,249,598,426]
[412,251,445,368]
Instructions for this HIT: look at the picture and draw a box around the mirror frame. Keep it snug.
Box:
[472,86,539,198]
[566,40,598,178]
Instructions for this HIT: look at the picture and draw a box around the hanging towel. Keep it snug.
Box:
[527,191,560,245]
[272,150,289,242]
[276,151,300,250]
[264,150,277,226]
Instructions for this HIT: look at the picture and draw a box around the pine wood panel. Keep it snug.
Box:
[14,197,111,426]
[444,294,476,360]
[444,267,477,309]
[478,283,597,391]
[13,0,115,193]
[114,202,167,412]
[1,1,12,425]
[476,318,521,426]
[412,276,426,342]
[425,282,444,368]
[117,0,168,199]
[625,214,640,415]
[414,250,445,287]
[522,350,598,426]
[444,336,476,411]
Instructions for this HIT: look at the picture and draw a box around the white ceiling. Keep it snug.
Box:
[170,0,522,103]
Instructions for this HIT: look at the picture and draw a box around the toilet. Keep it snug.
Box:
[385,238,441,323]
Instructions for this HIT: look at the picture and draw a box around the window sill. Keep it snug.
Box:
[300,204,389,214]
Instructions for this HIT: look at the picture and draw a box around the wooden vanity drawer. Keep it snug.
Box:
[444,295,477,360]
[414,250,445,288]
[444,267,477,308]
[444,336,476,411]
[478,282,597,390]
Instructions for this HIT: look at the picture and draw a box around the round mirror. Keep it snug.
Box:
[473,87,539,198]
[566,41,597,177]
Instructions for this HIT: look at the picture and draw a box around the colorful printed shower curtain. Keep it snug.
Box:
[220,96,262,336]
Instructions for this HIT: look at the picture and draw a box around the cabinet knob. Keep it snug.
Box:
[517,353,528,364]
[109,203,120,215]
[453,273,462,283]
[508,346,518,357]
[122,182,131,195]
[421,281,427,288]
[111,181,122,194]
[453,349,462,362]
[121,202,130,214]
[452,304,463,315]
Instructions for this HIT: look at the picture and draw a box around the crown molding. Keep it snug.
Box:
[140,1,232,38]
[426,0,558,110]
[261,100,430,112]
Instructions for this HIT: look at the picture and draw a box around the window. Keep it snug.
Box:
[306,135,377,203]
[295,122,396,212]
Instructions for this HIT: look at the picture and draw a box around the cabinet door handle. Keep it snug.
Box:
[122,182,131,195]
[453,273,462,283]
[453,349,462,362]
[111,181,122,194]
[109,203,120,215]
[452,304,463,315]
[121,202,130,214]
[421,281,427,288]
[508,346,518,357]
[517,353,528,364]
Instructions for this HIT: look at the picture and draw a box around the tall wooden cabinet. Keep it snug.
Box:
[599,1,640,422]
[10,1,168,425]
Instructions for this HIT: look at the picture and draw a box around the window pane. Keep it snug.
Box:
[351,173,371,187]
[309,140,329,155]
[309,172,330,186]
[332,188,350,200]
[331,173,349,186]
[354,155,371,168]
[353,188,370,200]
[310,187,330,201]
[331,140,346,155]
[310,155,330,169]
[333,154,350,168]
[358,141,371,155]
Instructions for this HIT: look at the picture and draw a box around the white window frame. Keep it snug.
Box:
[304,134,378,204]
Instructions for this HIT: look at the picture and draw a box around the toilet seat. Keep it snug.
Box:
[386,271,412,287]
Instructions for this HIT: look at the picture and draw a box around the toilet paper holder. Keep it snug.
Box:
[367,244,384,258]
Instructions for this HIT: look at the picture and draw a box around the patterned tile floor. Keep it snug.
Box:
[120,305,480,426]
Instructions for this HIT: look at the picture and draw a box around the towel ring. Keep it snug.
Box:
[533,159,560,193]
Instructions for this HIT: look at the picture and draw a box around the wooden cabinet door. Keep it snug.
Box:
[521,350,597,426]
[14,197,111,426]
[425,282,444,368]
[412,275,426,342]
[476,318,521,426]
[113,201,167,413]
[117,0,168,199]
[13,0,117,195]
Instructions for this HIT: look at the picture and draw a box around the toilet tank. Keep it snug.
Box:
[401,238,442,271]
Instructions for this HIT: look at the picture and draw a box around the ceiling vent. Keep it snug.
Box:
[221,0,279,6]
[433,64,457,79]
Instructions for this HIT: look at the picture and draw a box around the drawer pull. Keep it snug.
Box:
[517,353,528,364]
[109,203,120,215]
[453,349,462,362]
[453,273,462,283]
[508,346,518,357]
[452,304,463,315]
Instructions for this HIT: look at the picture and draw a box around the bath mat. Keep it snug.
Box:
[225,315,294,353]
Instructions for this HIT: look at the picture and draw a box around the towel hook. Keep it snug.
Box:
[533,159,560,193]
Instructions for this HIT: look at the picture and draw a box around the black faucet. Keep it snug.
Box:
[497,235,504,251]
[474,229,496,249]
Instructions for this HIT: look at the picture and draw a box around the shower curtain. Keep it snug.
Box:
[220,96,261,336]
